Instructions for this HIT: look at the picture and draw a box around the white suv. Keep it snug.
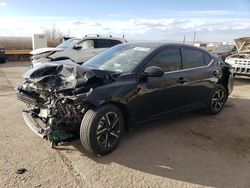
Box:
[225,37,250,77]
[31,35,127,67]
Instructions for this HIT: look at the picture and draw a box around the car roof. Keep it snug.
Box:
[78,36,127,42]
[127,42,209,52]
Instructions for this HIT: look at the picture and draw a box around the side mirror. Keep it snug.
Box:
[144,66,164,77]
[73,44,82,50]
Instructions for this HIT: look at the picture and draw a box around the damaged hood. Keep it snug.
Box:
[234,37,250,54]
[30,47,64,55]
[24,60,115,90]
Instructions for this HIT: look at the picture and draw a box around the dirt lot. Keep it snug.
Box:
[1,62,250,188]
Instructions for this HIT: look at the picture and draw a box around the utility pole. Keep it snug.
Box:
[193,32,196,45]
[183,36,186,44]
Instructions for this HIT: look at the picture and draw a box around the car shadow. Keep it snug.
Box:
[59,97,250,187]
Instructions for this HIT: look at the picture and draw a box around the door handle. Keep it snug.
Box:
[177,77,187,84]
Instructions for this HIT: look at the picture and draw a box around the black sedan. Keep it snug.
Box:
[16,43,234,155]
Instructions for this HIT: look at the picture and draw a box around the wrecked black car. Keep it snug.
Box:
[16,43,234,155]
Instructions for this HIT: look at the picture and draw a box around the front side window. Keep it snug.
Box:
[78,40,94,49]
[111,40,122,46]
[181,48,206,69]
[147,48,181,72]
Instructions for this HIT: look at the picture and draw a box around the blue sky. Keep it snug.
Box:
[0,0,250,42]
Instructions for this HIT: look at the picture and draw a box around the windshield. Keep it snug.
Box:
[83,44,152,73]
[57,38,81,48]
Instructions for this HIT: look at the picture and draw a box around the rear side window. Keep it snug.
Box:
[95,39,120,48]
[111,40,122,46]
[148,48,181,72]
[181,48,206,69]
[204,53,212,65]
[94,39,111,48]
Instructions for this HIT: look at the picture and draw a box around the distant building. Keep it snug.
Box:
[194,43,207,49]
[32,34,47,50]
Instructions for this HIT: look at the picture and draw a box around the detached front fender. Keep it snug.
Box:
[218,64,234,95]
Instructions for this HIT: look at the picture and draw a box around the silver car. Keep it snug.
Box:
[31,35,127,67]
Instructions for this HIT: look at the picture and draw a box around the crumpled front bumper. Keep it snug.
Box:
[22,111,51,138]
[22,110,79,146]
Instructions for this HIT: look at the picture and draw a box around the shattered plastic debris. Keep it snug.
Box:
[15,168,27,174]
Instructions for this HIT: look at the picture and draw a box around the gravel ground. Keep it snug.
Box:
[0,62,250,188]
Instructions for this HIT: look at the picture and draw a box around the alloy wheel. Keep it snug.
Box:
[96,112,121,148]
[211,89,225,112]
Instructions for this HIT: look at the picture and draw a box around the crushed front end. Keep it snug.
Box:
[16,61,114,146]
[17,81,89,146]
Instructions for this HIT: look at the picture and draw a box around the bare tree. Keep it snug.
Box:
[44,25,65,47]
[0,37,32,50]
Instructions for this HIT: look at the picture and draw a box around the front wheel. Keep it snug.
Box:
[206,84,227,115]
[80,104,124,156]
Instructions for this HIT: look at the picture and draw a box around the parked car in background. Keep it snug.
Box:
[30,35,127,67]
[16,43,233,155]
[225,37,250,77]
[210,44,236,61]
[0,47,6,63]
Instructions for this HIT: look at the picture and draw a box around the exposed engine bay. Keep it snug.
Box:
[16,60,116,146]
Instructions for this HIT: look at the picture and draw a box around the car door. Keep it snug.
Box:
[134,47,189,121]
[179,47,216,105]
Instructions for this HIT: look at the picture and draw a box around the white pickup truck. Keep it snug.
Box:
[225,37,250,77]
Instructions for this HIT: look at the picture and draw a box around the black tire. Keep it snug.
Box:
[206,84,227,115]
[80,104,124,156]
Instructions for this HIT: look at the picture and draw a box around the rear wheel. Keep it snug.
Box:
[206,84,227,115]
[80,104,124,156]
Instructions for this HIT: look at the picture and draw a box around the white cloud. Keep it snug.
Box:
[164,10,232,17]
[0,15,250,42]
[0,2,6,7]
